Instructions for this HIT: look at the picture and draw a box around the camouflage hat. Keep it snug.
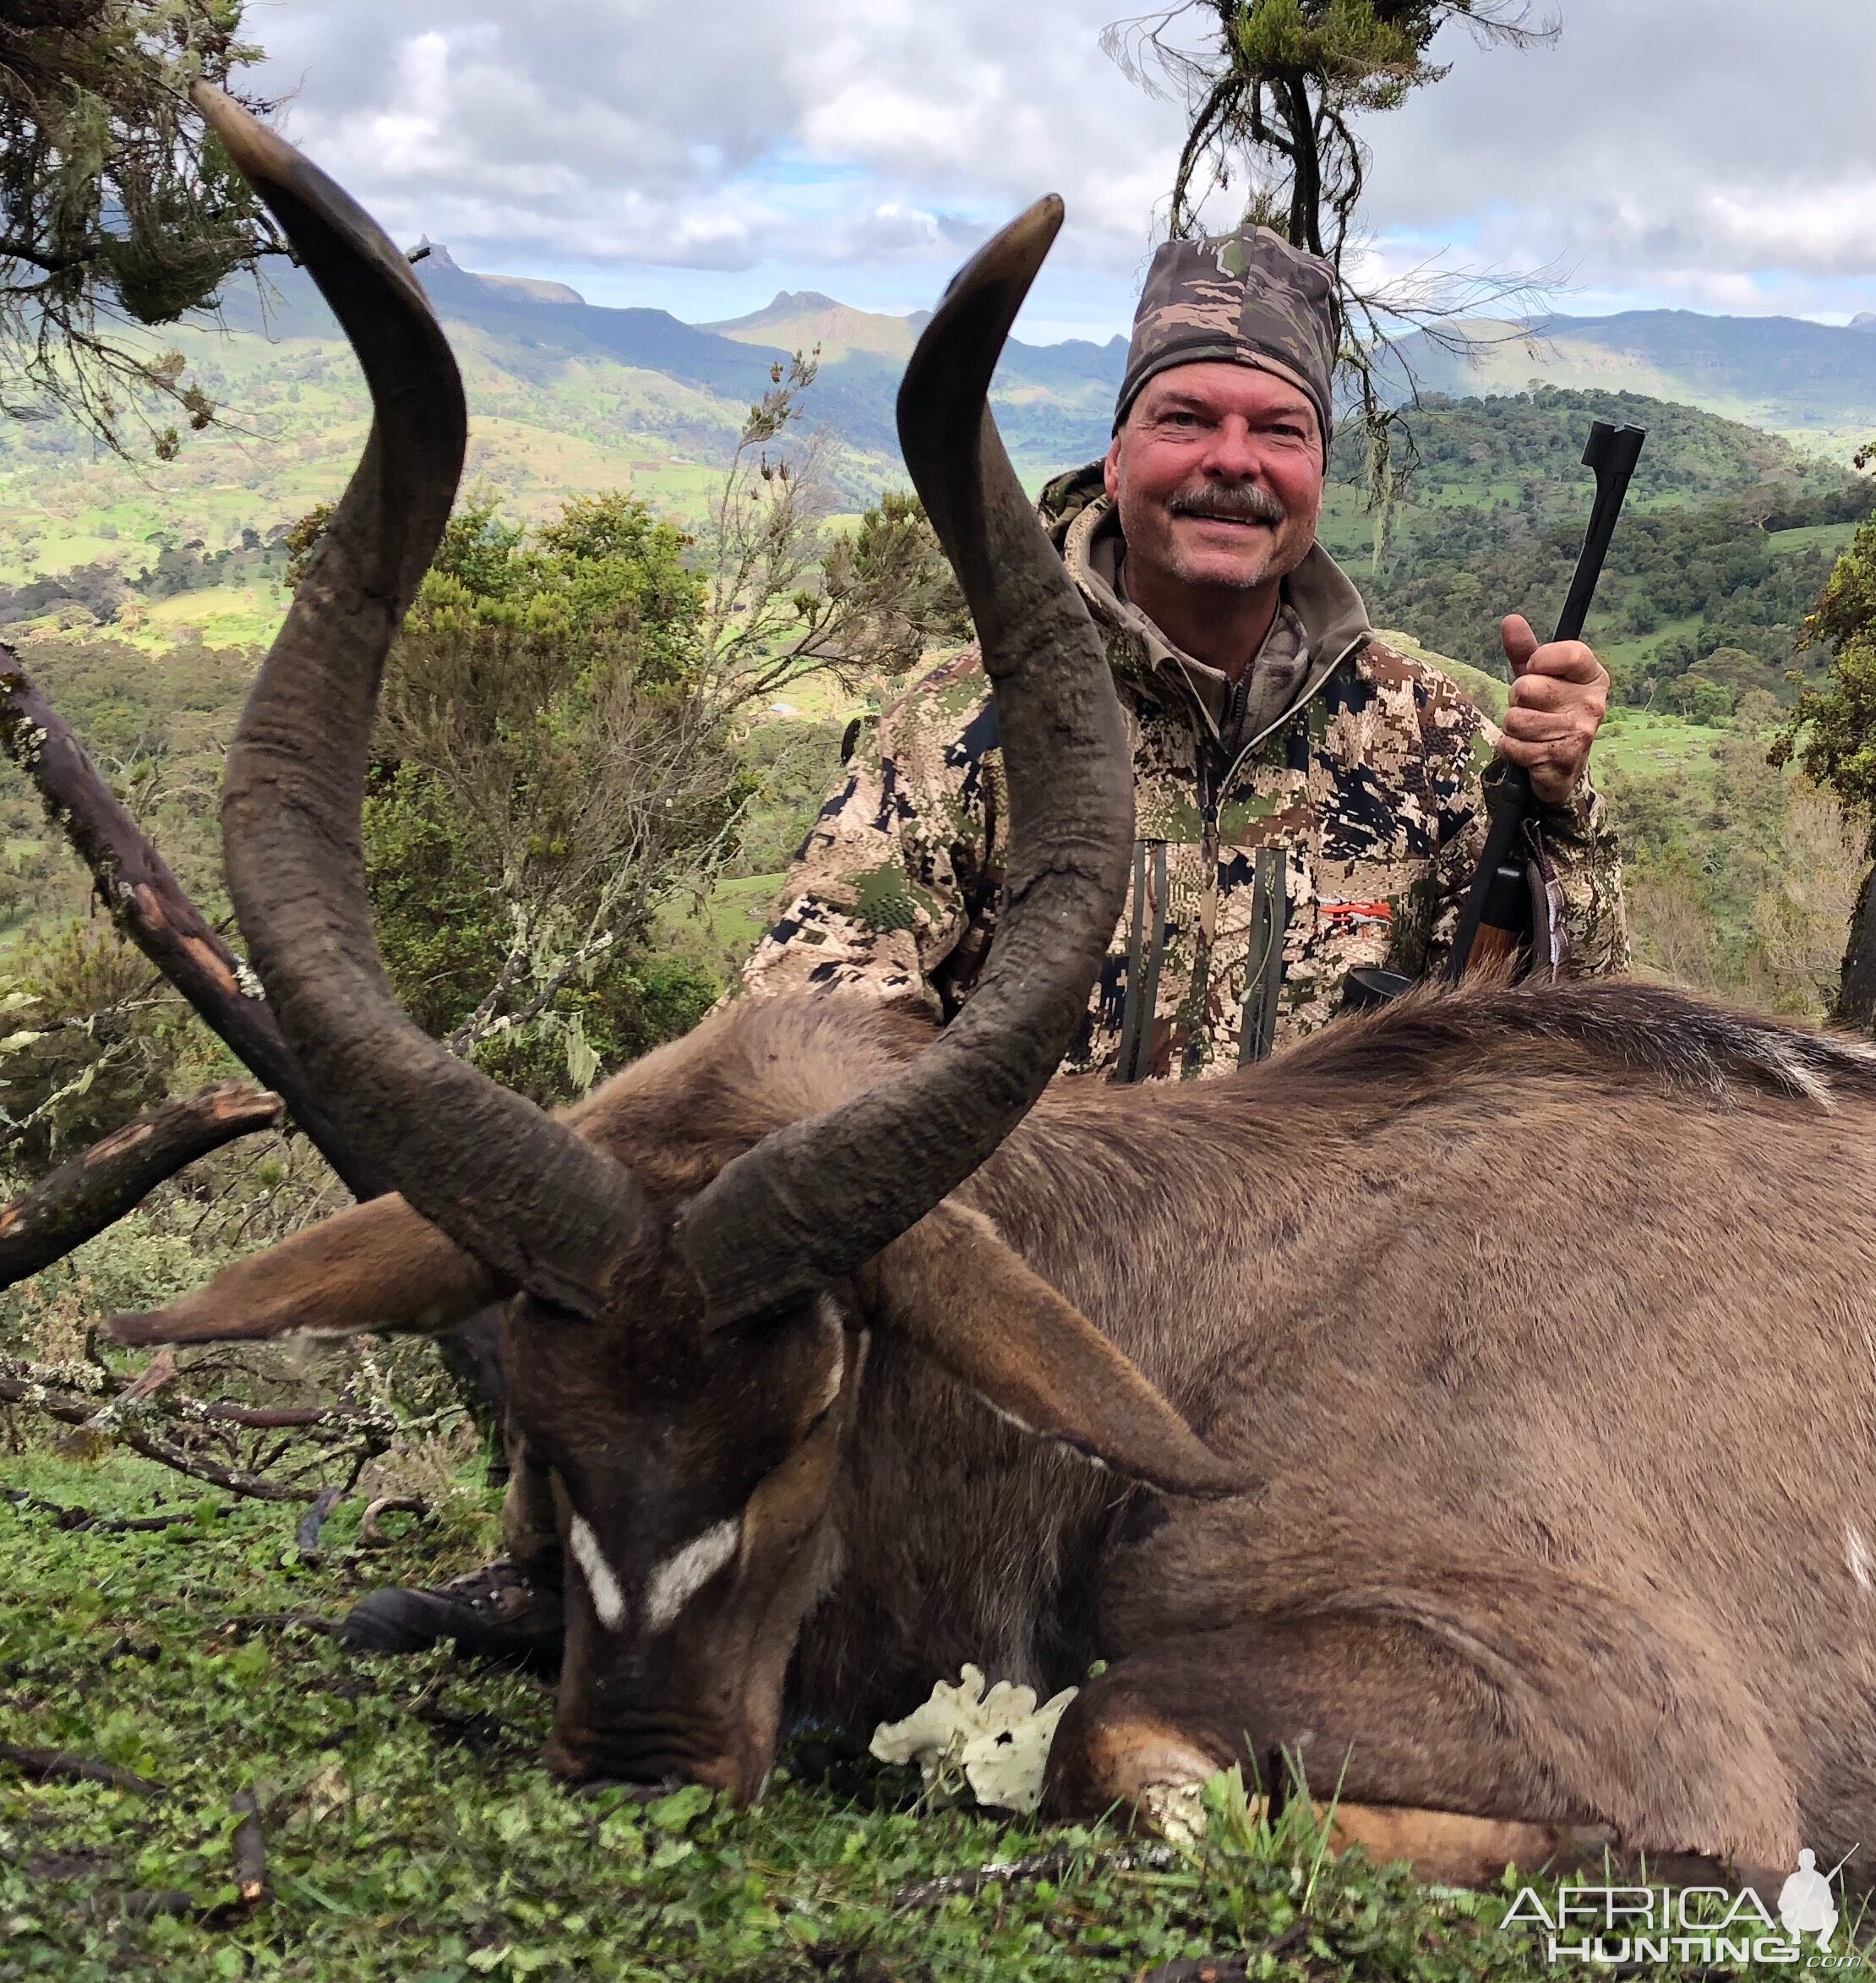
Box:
[1114,227,1339,456]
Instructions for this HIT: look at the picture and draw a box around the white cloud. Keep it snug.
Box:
[1361,1,1876,303]
[251,0,1182,278]
[243,0,1876,330]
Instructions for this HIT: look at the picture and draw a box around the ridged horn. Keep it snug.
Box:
[679,197,1133,1325]
[197,85,653,1317]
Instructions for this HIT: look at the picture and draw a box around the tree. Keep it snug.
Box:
[320,358,965,1103]
[1105,0,1556,514]
[0,0,277,454]
[1771,508,1876,1024]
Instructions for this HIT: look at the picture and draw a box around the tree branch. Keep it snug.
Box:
[0,1374,313,1500]
[0,642,385,1199]
[0,1079,283,1290]
[0,1743,159,1796]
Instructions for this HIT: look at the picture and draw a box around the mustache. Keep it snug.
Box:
[1166,482,1286,527]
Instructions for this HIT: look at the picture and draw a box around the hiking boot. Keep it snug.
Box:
[341,1557,563,1669]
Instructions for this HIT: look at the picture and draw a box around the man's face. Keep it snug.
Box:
[1104,363,1324,596]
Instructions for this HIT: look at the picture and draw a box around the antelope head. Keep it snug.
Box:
[166,90,1241,1801]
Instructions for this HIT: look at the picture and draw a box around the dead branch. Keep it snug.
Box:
[0,1081,284,1290]
[83,1346,177,1428]
[229,1789,266,1902]
[295,1483,341,1557]
[1,1483,222,1532]
[198,1401,338,1428]
[0,642,384,1200]
[359,1494,427,1546]
[0,1741,159,1796]
[0,1366,375,1502]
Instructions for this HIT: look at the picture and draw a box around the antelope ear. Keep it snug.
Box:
[858,1201,1244,1500]
[108,1192,504,1347]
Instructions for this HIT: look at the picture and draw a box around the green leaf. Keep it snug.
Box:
[647,1782,712,1832]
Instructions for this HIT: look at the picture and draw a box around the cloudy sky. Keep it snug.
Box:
[248,0,1876,341]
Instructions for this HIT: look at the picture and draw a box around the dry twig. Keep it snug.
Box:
[1,1483,221,1532]
[229,1789,266,1902]
[0,1741,159,1796]
[0,1356,393,1502]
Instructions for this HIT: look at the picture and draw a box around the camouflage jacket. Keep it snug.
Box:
[740,467,1629,1080]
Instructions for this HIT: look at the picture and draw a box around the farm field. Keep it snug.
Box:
[1,1452,1568,1983]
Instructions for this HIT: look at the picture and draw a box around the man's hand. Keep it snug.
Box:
[1497,614,1609,806]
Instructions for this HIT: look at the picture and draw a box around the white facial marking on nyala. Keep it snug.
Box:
[645,1516,742,1634]
[568,1512,627,1631]
[1847,1524,1873,1593]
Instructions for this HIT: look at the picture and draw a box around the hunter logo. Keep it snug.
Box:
[1781,1849,1848,1951]
[1501,1851,1863,1969]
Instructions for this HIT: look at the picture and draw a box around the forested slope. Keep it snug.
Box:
[1320,387,1873,711]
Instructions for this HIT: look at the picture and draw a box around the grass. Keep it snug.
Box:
[1595,615,1704,677]
[652,873,788,987]
[0,1452,1614,1983]
[1595,706,1732,787]
[116,582,286,652]
[1765,520,1862,559]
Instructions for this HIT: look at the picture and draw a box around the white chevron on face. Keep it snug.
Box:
[567,1512,627,1631]
[644,1516,742,1633]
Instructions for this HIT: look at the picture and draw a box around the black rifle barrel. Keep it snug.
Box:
[1443,418,1646,983]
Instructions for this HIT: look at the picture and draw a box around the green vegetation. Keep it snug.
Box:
[1321,386,1872,711]
[350,489,725,1101]
[0,1451,1636,1983]
[1771,499,1876,1019]
[0,0,273,453]
[1601,700,1861,1015]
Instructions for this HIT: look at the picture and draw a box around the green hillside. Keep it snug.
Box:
[703,289,926,363]
[1388,310,1876,460]
[1319,386,1871,710]
[0,249,1132,636]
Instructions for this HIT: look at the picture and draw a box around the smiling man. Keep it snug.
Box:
[345,227,1630,1667]
[742,226,1628,1077]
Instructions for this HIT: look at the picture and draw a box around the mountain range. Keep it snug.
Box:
[405,249,1876,454]
[401,253,1876,457]
[1386,312,1876,448]
[6,242,1876,629]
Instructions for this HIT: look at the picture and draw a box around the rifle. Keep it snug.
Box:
[1443,418,1646,982]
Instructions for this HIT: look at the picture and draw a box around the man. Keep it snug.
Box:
[738,226,1624,1069]
[344,226,1626,1662]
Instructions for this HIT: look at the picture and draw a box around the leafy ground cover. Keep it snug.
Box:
[0,1452,1649,1983]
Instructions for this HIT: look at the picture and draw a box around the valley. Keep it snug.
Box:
[3,250,1873,1022]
